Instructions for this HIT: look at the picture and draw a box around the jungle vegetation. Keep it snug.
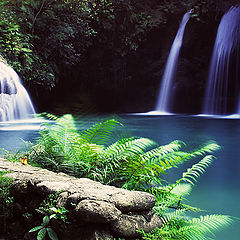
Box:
[0,0,236,113]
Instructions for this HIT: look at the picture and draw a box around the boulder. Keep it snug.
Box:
[74,199,121,223]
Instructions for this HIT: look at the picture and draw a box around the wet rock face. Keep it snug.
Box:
[0,158,162,239]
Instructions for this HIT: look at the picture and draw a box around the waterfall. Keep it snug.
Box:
[0,59,36,121]
[203,5,240,115]
[155,11,191,114]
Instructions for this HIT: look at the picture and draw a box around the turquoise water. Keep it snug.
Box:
[0,115,239,239]
[121,115,240,240]
[0,119,42,152]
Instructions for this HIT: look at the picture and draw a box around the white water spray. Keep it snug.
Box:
[0,59,36,121]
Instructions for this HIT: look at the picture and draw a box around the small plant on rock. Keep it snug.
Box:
[29,215,58,240]
[29,192,69,240]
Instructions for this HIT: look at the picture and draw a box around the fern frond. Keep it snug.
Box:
[142,214,233,240]
[101,137,156,159]
[126,138,157,155]
[170,183,192,197]
[79,119,123,145]
[161,209,188,225]
[172,142,220,164]
[138,141,184,175]
[151,187,183,213]
[37,112,59,121]
[141,140,183,162]
[191,142,221,155]
[178,214,233,240]
[177,155,214,185]
[55,114,77,131]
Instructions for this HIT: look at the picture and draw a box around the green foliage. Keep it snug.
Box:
[25,114,220,189]
[139,151,233,240]
[0,0,224,111]
[36,192,69,224]
[140,214,233,240]
[0,0,55,92]
[0,0,150,99]
[0,148,23,162]
[29,192,68,240]
[176,155,214,185]
[0,171,14,232]
[29,215,58,240]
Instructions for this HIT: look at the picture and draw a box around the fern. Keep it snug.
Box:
[169,214,232,240]
[177,155,214,185]
[170,183,192,197]
[160,209,189,225]
[79,119,123,145]
[25,114,221,190]
[26,114,221,188]
[101,137,156,159]
[142,152,233,240]
[141,214,233,240]
[141,140,184,162]
[13,114,232,240]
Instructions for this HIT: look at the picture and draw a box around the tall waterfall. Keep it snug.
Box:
[0,58,36,121]
[203,5,240,115]
[155,11,191,113]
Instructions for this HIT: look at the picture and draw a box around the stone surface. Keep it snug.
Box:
[0,158,156,211]
[75,199,121,223]
[0,158,162,239]
[91,229,114,240]
[111,213,162,237]
[56,191,69,208]
[111,191,156,212]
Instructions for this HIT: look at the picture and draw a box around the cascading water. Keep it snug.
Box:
[155,11,191,114]
[203,5,240,115]
[0,57,36,121]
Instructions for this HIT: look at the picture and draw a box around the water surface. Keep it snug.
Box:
[0,115,239,239]
[121,115,240,240]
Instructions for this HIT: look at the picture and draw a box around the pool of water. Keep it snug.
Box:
[121,115,240,239]
[0,115,239,239]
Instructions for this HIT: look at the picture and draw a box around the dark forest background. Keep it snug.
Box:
[0,0,239,115]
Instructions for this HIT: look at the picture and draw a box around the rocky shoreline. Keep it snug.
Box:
[0,158,161,239]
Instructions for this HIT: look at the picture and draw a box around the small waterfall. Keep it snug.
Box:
[0,58,36,121]
[203,5,240,115]
[155,11,191,114]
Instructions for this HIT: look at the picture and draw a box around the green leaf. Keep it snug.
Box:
[47,228,59,240]
[37,228,47,240]
[42,215,50,226]
[29,225,43,232]
[21,47,32,52]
